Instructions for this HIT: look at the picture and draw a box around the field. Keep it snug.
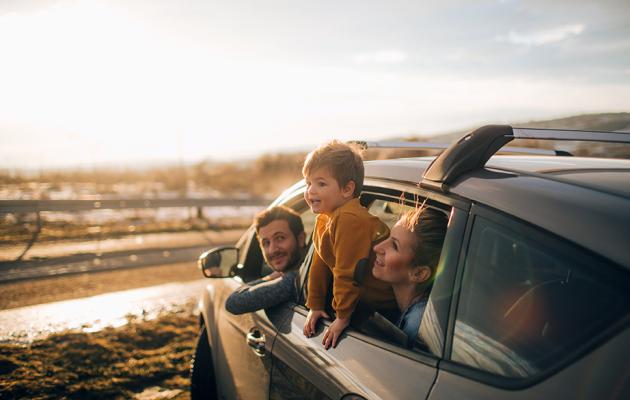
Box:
[0,261,205,399]
[0,308,197,399]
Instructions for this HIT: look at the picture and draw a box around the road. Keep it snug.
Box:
[0,229,245,343]
[0,278,209,344]
[0,229,245,282]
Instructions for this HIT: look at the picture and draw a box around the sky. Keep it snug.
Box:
[1,0,629,169]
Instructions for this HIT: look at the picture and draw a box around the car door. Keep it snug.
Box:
[210,188,317,400]
[267,190,469,399]
[429,205,630,400]
[210,226,280,400]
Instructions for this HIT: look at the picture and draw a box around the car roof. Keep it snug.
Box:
[366,155,630,190]
[364,155,630,270]
[486,156,630,197]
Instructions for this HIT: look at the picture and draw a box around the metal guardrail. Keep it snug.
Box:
[1,197,269,264]
[0,197,269,213]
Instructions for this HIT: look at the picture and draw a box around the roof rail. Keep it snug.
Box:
[349,140,559,155]
[420,125,630,193]
[513,127,630,143]
[350,140,446,151]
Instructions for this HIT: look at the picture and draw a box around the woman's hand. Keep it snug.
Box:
[303,309,329,337]
[322,316,350,350]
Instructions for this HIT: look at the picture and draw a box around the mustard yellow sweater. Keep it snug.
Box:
[306,198,396,319]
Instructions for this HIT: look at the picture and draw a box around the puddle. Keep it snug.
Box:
[134,387,183,400]
[0,279,209,344]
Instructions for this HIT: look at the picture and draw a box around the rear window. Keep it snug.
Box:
[451,216,630,378]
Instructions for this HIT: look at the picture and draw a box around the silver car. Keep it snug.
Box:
[190,125,630,399]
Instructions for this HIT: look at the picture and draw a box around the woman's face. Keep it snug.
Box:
[372,220,418,285]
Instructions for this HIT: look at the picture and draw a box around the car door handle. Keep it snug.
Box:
[246,329,266,357]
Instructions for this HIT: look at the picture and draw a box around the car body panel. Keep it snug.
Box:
[429,327,630,400]
[451,170,630,269]
[199,278,277,400]
[270,307,439,400]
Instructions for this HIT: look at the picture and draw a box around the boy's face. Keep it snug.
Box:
[304,167,355,214]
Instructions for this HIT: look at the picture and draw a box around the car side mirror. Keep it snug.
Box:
[198,246,239,278]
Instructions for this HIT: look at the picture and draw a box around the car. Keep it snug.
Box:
[189,125,630,400]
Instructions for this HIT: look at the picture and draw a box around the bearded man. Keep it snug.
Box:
[225,206,307,314]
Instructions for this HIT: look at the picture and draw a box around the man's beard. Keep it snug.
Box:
[267,247,301,271]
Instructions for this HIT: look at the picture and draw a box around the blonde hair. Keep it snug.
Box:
[302,140,364,197]
[399,207,448,270]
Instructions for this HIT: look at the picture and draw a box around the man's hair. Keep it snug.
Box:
[399,207,448,272]
[254,205,304,238]
[302,140,364,197]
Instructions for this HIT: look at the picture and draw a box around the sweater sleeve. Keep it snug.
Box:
[225,270,298,315]
[331,213,374,319]
[305,249,332,311]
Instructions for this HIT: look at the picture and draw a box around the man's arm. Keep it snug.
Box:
[225,270,298,315]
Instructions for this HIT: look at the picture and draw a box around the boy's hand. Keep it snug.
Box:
[322,316,350,350]
[303,309,329,337]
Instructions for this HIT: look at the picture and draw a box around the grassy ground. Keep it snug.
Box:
[0,306,198,399]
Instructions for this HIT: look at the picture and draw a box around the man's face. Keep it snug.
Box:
[258,219,305,272]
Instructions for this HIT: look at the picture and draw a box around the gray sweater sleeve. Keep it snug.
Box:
[225,270,298,315]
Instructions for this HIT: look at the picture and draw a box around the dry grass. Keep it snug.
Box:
[0,308,197,399]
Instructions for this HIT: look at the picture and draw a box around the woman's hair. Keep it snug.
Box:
[399,206,448,272]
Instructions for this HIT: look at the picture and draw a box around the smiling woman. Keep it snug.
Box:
[372,206,449,346]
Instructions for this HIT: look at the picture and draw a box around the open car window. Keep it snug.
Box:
[367,198,411,229]
[362,196,451,354]
[250,198,316,281]
[295,189,453,356]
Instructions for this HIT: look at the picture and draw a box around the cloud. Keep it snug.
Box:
[497,24,585,46]
[352,50,408,65]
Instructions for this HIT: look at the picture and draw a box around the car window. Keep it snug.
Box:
[451,216,630,379]
[368,198,409,229]
[234,226,266,282]
[295,191,454,356]
[361,197,451,354]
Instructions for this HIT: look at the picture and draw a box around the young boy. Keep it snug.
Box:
[302,140,396,349]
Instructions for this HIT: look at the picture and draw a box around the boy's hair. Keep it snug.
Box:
[399,207,448,272]
[302,140,364,197]
[254,205,304,238]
